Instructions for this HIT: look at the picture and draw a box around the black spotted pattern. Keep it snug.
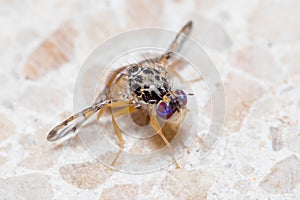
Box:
[128,64,170,104]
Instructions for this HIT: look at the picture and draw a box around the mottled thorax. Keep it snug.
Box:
[128,63,170,104]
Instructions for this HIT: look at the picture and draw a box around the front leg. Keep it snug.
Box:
[149,110,180,168]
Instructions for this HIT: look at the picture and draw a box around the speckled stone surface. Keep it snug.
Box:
[0,0,300,199]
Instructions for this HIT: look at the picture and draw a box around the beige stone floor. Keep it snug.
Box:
[1,0,300,199]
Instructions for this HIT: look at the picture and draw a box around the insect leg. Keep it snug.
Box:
[150,115,170,145]
[112,106,139,165]
[111,113,124,149]
[110,113,124,166]
[97,100,132,120]
[149,112,180,168]
[112,105,136,117]
[96,104,108,120]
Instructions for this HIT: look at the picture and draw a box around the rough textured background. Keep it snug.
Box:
[0,0,300,199]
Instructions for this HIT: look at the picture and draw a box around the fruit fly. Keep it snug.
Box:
[47,21,193,155]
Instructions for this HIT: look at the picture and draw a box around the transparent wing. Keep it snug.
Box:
[47,100,110,142]
[160,21,193,65]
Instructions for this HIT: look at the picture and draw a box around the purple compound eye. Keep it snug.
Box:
[175,89,187,106]
[156,101,173,119]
